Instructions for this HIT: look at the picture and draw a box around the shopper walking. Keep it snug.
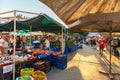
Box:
[98,37,106,56]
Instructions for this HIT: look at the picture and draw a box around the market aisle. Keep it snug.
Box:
[47,45,120,80]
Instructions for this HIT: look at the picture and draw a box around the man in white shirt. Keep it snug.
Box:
[60,35,65,53]
[44,37,50,50]
[0,34,8,55]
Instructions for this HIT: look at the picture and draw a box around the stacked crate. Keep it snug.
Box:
[33,61,51,73]
[50,54,67,70]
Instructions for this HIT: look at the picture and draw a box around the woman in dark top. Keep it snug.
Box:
[16,36,23,49]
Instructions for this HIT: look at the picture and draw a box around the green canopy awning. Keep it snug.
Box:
[0,14,67,33]
[21,14,67,33]
[0,20,33,31]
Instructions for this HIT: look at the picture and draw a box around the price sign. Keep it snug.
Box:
[3,64,13,74]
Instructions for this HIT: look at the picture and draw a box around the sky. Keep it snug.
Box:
[0,0,68,28]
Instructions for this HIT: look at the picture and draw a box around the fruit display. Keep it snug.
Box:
[11,55,23,62]
[33,49,51,55]
[18,76,31,80]
[22,68,33,71]
[16,76,33,80]
[65,40,74,46]
[52,51,62,55]
[0,55,13,66]
[28,55,36,59]
[50,40,60,47]
[20,68,34,76]
[44,50,51,54]
[33,61,45,72]
[32,71,46,80]
[10,54,36,62]
[34,61,45,65]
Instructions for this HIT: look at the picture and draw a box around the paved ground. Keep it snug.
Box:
[47,45,120,80]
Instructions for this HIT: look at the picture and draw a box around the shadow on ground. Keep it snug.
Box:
[47,66,83,80]
[78,44,120,80]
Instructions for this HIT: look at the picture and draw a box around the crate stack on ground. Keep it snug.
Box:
[44,61,51,73]
[33,61,45,72]
[33,61,51,73]
[49,54,67,70]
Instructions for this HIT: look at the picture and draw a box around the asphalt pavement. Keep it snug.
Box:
[47,44,120,80]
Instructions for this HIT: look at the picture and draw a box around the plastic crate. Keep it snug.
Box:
[37,54,51,59]
[56,64,67,70]
[16,76,33,80]
[20,68,34,76]
[32,71,46,80]
[44,61,51,73]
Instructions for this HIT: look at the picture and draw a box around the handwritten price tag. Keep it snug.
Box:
[3,64,13,74]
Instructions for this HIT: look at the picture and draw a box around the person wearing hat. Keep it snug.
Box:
[44,36,50,50]
[98,36,106,56]
[0,34,9,55]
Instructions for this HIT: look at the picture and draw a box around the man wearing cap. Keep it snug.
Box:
[98,36,106,56]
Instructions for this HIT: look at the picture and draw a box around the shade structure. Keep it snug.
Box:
[40,1,120,79]
[0,10,67,80]
[69,12,120,79]
[69,12,120,32]
[0,20,31,31]
[0,14,67,33]
[21,14,67,33]
[40,0,120,25]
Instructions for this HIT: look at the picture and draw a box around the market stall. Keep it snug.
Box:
[0,10,68,80]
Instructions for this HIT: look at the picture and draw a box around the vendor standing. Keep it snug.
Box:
[16,36,23,50]
[9,35,14,48]
[0,34,9,55]
[60,35,65,54]
[44,37,50,50]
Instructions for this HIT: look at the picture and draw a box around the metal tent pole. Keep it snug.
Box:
[106,20,112,77]
[13,10,16,80]
[30,26,32,46]
[61,26,63,54]
[99,21,120,80]
[16,10,40,15]
[109,30,112,75]
[108,20,113,79]
[0,10,14,14]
